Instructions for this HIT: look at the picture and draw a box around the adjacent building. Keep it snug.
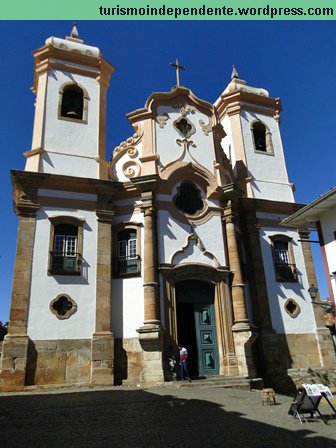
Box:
[282,187,336,319]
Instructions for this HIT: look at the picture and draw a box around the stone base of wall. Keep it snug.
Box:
[91,332,114,385]
[220,354,239,376]
[25,339,91,386]
[315,327,336,369]
[2,330,334,391]
[232,325,258,378]
[114,337,143,386]
[137,326,164,385]
[259,331,336,394]
[288,367,336,389]
[0,335,29,388]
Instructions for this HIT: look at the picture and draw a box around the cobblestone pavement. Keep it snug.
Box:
[1,385,336,448]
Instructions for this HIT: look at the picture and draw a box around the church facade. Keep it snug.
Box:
[1,28,335,390]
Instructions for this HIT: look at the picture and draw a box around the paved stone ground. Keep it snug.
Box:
[1,385,336,447]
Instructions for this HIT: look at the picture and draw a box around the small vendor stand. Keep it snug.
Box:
[289,384,336,424]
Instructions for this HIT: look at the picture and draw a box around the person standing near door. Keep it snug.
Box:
[168,345,177,381]
[178,344,191,382]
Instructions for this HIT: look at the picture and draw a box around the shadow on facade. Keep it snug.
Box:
[25,339,38,386]
[114,338,128,385]
[1,388,335,448]
[111,278,127,386]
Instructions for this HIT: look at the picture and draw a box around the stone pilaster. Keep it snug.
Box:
[131,175,164,385]
[232,328,258,378]
[141,192,160,326]
[223,201,249,328]
[137,327,164,385]
[91,209,114,385]
[299,229,325,328]
[243,215,273,330]
[242,211,279,377]
[223,198,257,378]
[299,229,336,368]
[0,197,39,388]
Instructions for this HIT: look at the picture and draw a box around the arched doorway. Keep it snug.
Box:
[176,279,219,376]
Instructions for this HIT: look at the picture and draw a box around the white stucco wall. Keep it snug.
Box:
[221,115,236,169]
[157,209,226,267]
[259,226,317,334]
[40,69,101,178]
[27,205,98,340]
[320,209,336,298]
[111,278,144,338]
[111,212,145,338]
[112,140,143,182]
[251,179,294,202]
[155,106,215,174]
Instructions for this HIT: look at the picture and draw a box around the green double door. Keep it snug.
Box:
[176,280,219,377]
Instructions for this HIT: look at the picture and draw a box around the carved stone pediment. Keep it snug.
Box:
[171,232,219,267]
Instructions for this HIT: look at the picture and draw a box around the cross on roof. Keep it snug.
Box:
[170,58,186,87]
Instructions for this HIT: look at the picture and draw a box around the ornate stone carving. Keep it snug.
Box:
[173,103,196,117]
[156,113,170,128]
[171,232,220,267]
[110,123,143,180]
[122,160,141,178]
[112,123,144,159]
[199,118,212,136]
[176,138,196,152]
[127,147,138,158]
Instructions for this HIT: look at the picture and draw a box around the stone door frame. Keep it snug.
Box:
[160,263,239,376]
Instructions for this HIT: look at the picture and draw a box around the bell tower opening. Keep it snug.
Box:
[61,84,84,120]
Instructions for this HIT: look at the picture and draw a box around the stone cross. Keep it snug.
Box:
[170,58,186,86]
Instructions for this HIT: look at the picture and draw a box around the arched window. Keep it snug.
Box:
[252,121,273,154]
[48,216,84,275]
[61,85,84,120]
[114,224,142,277]
[269,235,297,282]
[173,182,204,215]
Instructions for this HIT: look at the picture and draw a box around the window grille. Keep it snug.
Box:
[115,229,140,276]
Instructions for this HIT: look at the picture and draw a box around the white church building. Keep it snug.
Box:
[1,27,335,390]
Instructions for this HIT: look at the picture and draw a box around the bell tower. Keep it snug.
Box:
[215,67,294,203]
[24,25,115,180]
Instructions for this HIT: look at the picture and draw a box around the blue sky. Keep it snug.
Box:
[0,20,335,322]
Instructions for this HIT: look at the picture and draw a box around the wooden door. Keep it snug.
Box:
[194,303,219,376]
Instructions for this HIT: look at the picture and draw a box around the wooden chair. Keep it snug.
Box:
[261,388,276,405]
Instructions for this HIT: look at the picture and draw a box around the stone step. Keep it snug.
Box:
[164,376,263,390]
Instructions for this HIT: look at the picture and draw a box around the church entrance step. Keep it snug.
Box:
[164,376,263,390]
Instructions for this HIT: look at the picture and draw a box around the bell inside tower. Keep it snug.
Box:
[61,85,84,120]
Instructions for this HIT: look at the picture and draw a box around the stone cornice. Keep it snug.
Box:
[219,183,244,202]
[131,174,160,193]
[127,86,214,124]
[15,202,40,218]
[96,209,115,223]
[216,91,282,121]
[11,170,121,197]
[159,263,231,283]
[11,171,40,217]
[32,43,115,93]
[239,197,305,216]
[23,147,46,159]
